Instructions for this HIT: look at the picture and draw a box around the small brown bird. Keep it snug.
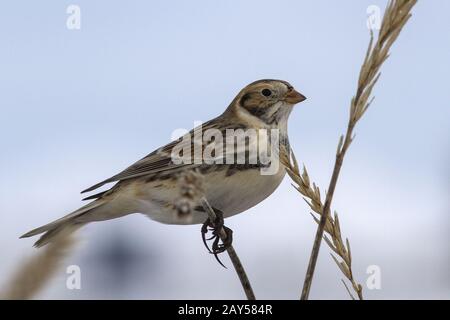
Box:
[21,79,306,253]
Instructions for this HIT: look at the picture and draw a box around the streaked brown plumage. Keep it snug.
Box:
[21,79,306,247]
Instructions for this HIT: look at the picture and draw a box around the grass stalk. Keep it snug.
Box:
[0,234,76,299]
[284,0,417,300]
[200,197,256,300]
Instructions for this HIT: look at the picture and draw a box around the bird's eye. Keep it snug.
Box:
[262,89,272,97]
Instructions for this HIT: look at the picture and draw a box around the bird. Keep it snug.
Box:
[21,79,306,254]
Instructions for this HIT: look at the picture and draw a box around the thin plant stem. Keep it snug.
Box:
[282,148,365,300]
[200,197,256,300]
[0,234,75,299]
[299,0,418,300]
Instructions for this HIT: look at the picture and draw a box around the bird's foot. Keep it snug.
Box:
[201,213,233,268]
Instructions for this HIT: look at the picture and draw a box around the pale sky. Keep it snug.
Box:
[1,0,449,299]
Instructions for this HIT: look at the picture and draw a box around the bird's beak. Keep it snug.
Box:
[284,89,307,104]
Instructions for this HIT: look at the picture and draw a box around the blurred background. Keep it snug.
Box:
[0,0,449,299]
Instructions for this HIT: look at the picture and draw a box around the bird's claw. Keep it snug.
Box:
[201,214,233,268]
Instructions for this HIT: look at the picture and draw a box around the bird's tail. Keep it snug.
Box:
[20,200,107,248]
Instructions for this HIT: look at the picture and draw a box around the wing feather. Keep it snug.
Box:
[81,119,220,194]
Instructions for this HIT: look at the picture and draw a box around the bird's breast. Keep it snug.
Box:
[203,164,286,218]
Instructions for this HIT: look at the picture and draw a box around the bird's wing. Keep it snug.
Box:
[81,135,197,194]
[81,119,222,194]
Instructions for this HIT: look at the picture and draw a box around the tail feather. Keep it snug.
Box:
[32,223,84,248]
[21,200,106,247]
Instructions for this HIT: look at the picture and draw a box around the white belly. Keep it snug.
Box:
[204,168,285,218]
[132,166,286,225]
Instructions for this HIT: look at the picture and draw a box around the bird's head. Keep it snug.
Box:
[226,79,306,126]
